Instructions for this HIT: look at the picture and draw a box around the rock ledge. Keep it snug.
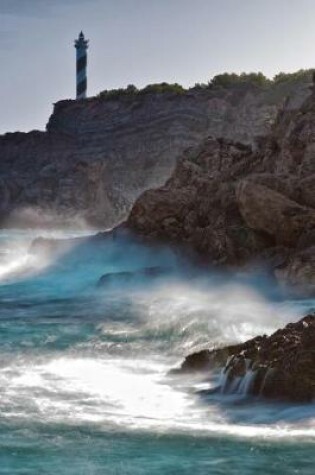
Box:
[177,314,315,402]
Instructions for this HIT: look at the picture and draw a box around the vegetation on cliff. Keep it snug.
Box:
[98,82,185,100]
[97,69,315,101]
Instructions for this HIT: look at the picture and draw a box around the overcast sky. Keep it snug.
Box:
[1,0,315,133]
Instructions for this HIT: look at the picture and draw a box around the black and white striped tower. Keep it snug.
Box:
[74,31,89,100]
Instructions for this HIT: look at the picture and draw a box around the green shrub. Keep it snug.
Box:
[192,82,208,90]
[210,72,270,88]
[98,82,185,100]
[96,69,315,101]
[273,69,315,84]
[139,82,186,95]
[210,73,241,88]
[98,84,138,99]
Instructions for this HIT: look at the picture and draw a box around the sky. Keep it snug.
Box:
[1,0,315,133]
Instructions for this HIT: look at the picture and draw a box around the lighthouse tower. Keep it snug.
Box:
[74,31,89,100]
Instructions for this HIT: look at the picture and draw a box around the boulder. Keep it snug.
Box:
[236,179,315,246]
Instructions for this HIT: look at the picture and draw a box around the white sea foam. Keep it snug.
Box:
[0,229,313,443]
[0,353,315,441]
[0,228,94,283]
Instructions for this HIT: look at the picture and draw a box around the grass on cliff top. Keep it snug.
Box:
[97,69,315,101]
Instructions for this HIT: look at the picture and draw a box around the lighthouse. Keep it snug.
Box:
[74,31,89,100]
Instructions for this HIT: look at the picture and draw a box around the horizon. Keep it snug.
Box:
[2,0,315,133]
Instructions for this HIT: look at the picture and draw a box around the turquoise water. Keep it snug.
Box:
[0,229,314,474]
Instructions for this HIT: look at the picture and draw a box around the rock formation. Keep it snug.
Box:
[0,77,311,228]
[176,313,315,403]
[97,266,171,287]
[128,84,315,295]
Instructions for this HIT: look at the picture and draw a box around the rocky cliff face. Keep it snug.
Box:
[128,87,315,296]
[0,78,311,228]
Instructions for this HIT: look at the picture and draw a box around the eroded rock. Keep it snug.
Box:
[177,314,315,402]
[0,78,311,228]
[128,91,315,294]
[236,179,315,246]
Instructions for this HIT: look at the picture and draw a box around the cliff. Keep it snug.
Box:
[0,76,311,228]
[128,85,315,296]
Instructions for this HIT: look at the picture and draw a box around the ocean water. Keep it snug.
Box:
[0,229,314,475]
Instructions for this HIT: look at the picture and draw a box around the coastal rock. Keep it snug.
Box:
[129,137,265,263]
[0,78,311,228]
[178,314,315,402]
[236,179,315,246]
[128,90,315,293]
[97,266,171,287]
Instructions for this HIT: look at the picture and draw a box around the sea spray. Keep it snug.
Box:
[0,229,314,447]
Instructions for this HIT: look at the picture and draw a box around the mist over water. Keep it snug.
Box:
[0,228,314,474]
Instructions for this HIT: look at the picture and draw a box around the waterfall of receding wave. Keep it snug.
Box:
[0,228,314,474]
[218,358,263,397]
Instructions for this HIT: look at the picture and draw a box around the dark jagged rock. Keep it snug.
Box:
[128,89,315,295]
[97,266,171,287]
[177,314,315,402]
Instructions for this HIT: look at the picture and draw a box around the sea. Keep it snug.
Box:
[0,228,314,474]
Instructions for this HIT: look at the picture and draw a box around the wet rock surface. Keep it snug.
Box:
[97,266,171,287]
[177,314,315,402]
